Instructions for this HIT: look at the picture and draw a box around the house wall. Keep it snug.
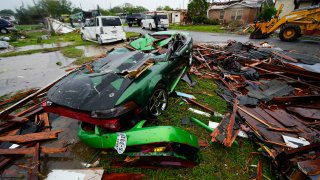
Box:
[275,0,312,17]
[208,5,259,24]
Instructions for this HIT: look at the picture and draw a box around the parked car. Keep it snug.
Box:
[43,31,193,131]
[0,18,16,34]
[0,15,18,24]
[80,16,126,45]
[141,13,169,30]
[126,13,144,27]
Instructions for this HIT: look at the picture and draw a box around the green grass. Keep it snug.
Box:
[0,47,61,57]
[169,24,225,33]
[9,31,92,47]
[0,30,140,58]
[126,32,141,38]
[73,56,95,65]
[61,46,84,58]
[15,24,44,31]
[99,76,272,179]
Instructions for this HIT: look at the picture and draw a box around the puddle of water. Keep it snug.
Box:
[76,42,126,57]
[76,45,107,57]
[0,42,74,54]
[0,51,75,96]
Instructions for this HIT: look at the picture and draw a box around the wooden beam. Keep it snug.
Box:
[0,130,63,143]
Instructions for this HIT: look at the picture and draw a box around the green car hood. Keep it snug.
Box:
[47,50,151,111]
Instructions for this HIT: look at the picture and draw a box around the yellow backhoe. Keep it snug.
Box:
[250,4,320,41]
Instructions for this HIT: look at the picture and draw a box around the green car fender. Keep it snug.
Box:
[78,120,199,150]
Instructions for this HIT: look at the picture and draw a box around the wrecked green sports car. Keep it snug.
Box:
[43,31,193,131]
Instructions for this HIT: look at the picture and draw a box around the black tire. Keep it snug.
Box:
[163,28,167,31]
[279,24,301,42]
[81,33,86,41]
[147,84,168,117]
[0,28,9,34]
[137,22,141,27]
[128,23,132,27]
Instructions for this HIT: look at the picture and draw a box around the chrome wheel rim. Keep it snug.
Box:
[189,52,193,65]
[149,89,167,116]
[0,29,7,34]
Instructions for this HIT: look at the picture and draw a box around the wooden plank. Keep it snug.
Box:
[28,143,39,180]
[0,147,66,154]
[0,130,63,143]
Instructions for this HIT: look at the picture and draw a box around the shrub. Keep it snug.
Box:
[203,19,220,25]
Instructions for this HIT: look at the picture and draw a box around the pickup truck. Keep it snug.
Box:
[80,16,126,45]
[126,13,144,27]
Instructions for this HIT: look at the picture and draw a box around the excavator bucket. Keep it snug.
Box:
[250,26,268,39]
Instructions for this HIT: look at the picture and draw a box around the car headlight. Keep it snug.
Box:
[91,101,138,119]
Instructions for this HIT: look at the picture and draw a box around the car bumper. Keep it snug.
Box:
[42,101,140,131]
[78,120,200,149]
[157,24,169,28]
[100,33,126,43]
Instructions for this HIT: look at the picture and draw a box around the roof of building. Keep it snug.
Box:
[209,0,263,10]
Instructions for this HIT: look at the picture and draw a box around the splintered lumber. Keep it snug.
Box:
[0,147,67,155]
[0,130,63,143]
[0,89,37,107]
[28,142,40,180]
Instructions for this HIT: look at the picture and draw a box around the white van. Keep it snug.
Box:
[80,16,126,45]
[141,13,169,30]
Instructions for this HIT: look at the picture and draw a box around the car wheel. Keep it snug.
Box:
[97,35,103,45]
[279,24,301,42]
[0,28,9,34]
[148,84,168,117]
[163,28,167,31]
[149,24,153,31]
[128,23,132,27]
[81,34,86,41]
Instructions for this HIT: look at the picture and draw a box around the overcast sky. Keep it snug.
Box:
[1,0,191,11]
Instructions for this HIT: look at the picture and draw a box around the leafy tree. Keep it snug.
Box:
[257,5,277,21]
[156,5,173,11]
[188,0,208,24]
[39,0,72,17]
[109,6,123,14]
[100,9,113,16]
[0,9,15,15]
[156,6,164,11]
[71,7,82,14]
[163,6,174,11]
[110,3,148,14]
